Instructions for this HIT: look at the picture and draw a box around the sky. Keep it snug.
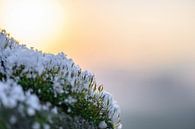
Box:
[57,0,195,69]
[0,0,195,129]
[0,0,195,70]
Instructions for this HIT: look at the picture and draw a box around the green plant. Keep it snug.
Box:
[0,30,122,129]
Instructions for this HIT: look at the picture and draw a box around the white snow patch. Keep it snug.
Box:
[43,124,50,129]
[32,122,40,129]
[9,115,17,124]
[0,80,42,116]
[99,121,107,129]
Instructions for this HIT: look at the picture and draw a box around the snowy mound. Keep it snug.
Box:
[0,30,122,129]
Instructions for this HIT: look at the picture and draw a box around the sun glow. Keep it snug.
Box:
[0,0,66,49]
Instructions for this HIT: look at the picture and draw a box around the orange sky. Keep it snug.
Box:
[0,0,195,71]
[56,0,195,70]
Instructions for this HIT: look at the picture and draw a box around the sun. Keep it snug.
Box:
[0,0,66,49]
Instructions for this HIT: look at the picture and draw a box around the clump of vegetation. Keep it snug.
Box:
[0,30,122,129]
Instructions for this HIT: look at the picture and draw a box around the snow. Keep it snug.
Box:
[102,91,121,128]
[9,115,17,124]
[99,121,107,129]
[26,92,41,111]
[32,122,40,129]
[43,124,50,129]
[51,106,58,114]
[0,80,44,116]
[64,96,77,105]
[0,80,25,108]
[115,123,122,129]
[53,76,64,94]
[27,107,36,116]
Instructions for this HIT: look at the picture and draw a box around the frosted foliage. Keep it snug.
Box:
[0,80,25,108]
[0,80,43,116]
[0,30,122,129]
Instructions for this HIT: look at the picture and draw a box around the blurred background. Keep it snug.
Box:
[0,0,195,128]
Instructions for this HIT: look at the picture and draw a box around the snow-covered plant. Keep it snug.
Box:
[0,80,97,129]
[0,30,122,129]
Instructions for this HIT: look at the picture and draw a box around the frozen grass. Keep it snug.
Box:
[0,30,122,129]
